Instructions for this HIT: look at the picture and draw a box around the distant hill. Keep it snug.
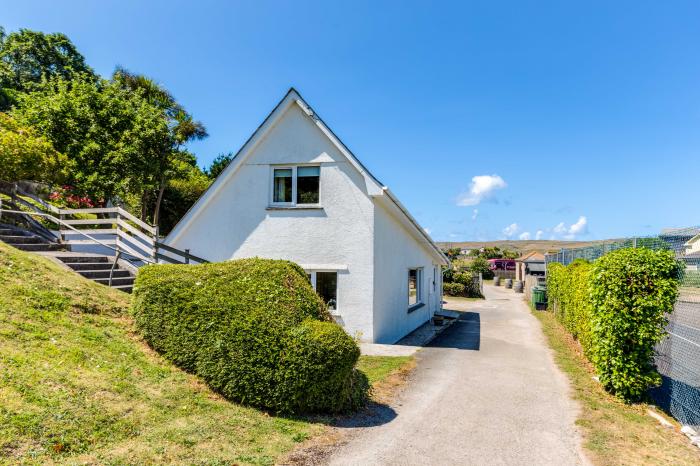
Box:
[437,239,621,255]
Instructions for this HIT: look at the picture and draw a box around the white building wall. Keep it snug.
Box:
[167,104,376,341]
[372,201,441,343]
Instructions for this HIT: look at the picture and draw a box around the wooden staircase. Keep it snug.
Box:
[0,225,63,252]
[1,182,207,294]
[55,254,135,293]
[0,223,136,293]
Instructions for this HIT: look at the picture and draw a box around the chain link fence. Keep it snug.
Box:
[545,226,700,430]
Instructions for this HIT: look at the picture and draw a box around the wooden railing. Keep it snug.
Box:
[0,182,206,266]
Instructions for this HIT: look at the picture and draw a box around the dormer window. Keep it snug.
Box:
[271,166,320,206]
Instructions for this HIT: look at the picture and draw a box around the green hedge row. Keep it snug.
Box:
[131,258,369,414]
[443,270,483,298]
[547,248,680,401]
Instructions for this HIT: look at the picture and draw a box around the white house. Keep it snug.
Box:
[165,88,449,343]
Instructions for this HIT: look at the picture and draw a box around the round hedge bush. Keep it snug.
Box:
[131,258,368,413]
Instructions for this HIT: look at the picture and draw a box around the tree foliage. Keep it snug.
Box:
[0,112,69,183]
[0,27,95,109]
[112,67,207,224]
[206,152,234,179]
[11,74,171,205]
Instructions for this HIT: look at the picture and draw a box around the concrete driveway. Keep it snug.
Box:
[327,285,587,466]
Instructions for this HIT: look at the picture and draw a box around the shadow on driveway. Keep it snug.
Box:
[428,312,481,351]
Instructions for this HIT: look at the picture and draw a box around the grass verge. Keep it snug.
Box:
[532,307,700,465]
[0,242,412,465]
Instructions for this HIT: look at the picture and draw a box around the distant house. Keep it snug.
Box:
[515,251,546,281]
[660,227,700,255]
[164,88,449,343]
[685,234,700,256]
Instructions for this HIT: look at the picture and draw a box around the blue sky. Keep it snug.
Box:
[4,1,699,241]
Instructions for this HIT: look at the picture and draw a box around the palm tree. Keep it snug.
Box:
[112,67,207,226]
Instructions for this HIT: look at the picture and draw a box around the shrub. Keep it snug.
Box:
[589,248,680,400]
[547,249,681,401]
[443,282,466,296]
[468,257,494,280]
[546,259,594,356]
[131,258,368,413]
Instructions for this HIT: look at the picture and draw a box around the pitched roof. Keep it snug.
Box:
[166,88,449,266]
[516,251,545,262]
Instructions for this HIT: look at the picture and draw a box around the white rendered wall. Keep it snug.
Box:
[167,104,376,341]
[372,201,441,343]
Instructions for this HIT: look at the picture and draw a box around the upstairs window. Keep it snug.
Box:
[271,166,320,206]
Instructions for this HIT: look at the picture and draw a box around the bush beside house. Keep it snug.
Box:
[547,248,681,401]
[131,258,369,414]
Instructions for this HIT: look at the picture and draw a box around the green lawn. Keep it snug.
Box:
[357,356,413,385]
[0,243,412,465]
[532,307,700,466]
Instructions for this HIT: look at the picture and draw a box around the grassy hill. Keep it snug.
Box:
[0,243,408,464]
[437,239,621,254]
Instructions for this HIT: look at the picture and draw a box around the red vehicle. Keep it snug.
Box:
[488,259,516,271]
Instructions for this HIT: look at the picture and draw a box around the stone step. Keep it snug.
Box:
[77,269,131,280]
[94,276,134,287]
[62,261,117,271]
[0,235,45,244]
[57,255,111,264]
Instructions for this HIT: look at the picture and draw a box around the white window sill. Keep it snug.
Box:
[266,205,324,211]
[407,302,425,314]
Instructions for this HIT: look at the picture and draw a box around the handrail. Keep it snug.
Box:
[0,209,156,265]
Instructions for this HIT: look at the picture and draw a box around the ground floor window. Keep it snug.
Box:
[408,268,423,307]
[306,271,337,311]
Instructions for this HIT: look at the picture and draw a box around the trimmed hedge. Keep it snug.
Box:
[547,248,680,401]
[546,259,594,357]
[131,258,369,413]
[443,272,483,298]
[589,248,680,400]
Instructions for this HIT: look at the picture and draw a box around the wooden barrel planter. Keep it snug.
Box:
[514,280,524,293]
[494,276,501,286]
[505,278,513,289]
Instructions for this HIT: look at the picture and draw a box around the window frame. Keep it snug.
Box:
[306,269,338,312]
[407,267,424,312]
[269,164,321,207]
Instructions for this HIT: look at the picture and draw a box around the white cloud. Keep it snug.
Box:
[423,227,432,235]
[456,175,507,206]
[568,216,588,235]
[535,230,544,240]
[502,223,519,238]
[519,231,531,240]
[552,216,589,239]
[472,209,479,220]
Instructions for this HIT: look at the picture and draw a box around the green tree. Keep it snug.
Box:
[0,112,69,183]
[112,67,207,225]
[158,160,212,235]
[206,152,234,179]
[0,27,95,109]
[468,256,494,279]
[12,74,170,205]
[442,247,462,261]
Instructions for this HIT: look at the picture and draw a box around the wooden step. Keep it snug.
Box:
[57,255,111,264]
[6,243,64,252]
[77,269,131,280]
[62,261,117,271]
[94,276,134,287]
[0,235,45,244]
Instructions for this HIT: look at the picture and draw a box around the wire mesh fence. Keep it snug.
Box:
[544,226,700,430]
